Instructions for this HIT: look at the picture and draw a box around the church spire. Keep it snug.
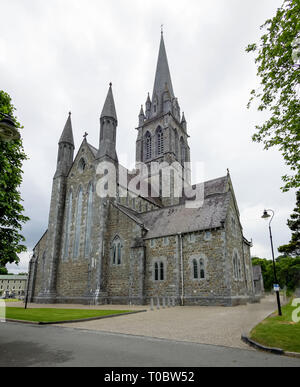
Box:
[59,112,74,146]
[97,83,118,163]
[55,112,75,177]
[101,83,117,122]
[152,33,175,105]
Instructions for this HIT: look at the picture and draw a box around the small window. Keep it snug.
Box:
[154,261,165,282]
[200,259,205,279]
[155,262,159,281]
[157,128,164,155]
[204,231,212,241]
[112,237,122,266]
[78,158,86,173]
[193,259,198,279]
[160,262,164,281]
[192,257,206,280]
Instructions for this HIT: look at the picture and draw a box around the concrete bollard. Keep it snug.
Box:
[168,297,171,308]
[157,297,160,310]
[162,297,166,309]
[150,298,154,311]
[172,297,176,307]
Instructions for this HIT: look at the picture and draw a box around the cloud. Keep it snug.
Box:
[0,0,296,274]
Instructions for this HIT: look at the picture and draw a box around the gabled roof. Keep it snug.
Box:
[139,191,230,239]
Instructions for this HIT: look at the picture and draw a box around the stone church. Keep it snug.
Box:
[28,33,257,306]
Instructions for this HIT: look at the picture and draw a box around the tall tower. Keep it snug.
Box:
[93,84,119,302]
[97,83,118,163]
[135,32,191,205]
[38,113,75,302]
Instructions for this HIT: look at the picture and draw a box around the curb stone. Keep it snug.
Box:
[241,335,300,359]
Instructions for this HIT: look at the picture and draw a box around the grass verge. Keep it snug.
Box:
[250,301,300,353]
[5,307,131,323]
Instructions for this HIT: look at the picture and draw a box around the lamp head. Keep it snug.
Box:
[262,210,271,220]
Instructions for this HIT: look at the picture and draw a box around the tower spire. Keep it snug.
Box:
[101,82,117,122]
[59,112,74,146]
[152,33,175,104]
[55,112,75,178]
[97,83,118,162]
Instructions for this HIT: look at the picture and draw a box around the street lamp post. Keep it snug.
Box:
[0,112,20,142]
[261,209,282,316]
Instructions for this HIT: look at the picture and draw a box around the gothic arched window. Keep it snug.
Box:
[156,127,164,156]
[154,261,165,282]
[233,252,240,280]
[180,137,186,165]
[174,128,179,159]
[64,190,73,259]
[74,187,83,259]
[85,184,93,258]
[78,158,86,173]
[193,259,198,279]
[155,262,159,281]
[145,132,152,160]
[192,257,206,280]
[112,236,122,266]
[200,259,205,279]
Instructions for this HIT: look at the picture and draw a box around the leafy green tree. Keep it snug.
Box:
[278,191,300,256]
[276,255,300,291]
[246,0,300,192]
[252,256,300,292]
[0,266,8,275]
[0,91,29,267]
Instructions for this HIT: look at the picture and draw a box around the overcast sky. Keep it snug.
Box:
[1,0,296,274]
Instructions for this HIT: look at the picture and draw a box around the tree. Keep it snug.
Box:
[0,266,8,275]
[0,91,29,267]
[246,0,300,192]
[278,191,300,256]
[252,256,300,292]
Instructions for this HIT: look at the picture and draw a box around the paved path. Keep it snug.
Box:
[0,322,299,367]
[8,296,280,350]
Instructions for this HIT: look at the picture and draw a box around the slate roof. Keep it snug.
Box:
[113,175,231,239]
[140,191,230,239]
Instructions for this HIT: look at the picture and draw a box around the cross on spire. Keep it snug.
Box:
[83,132,88,140]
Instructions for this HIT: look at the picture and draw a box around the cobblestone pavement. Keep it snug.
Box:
[6,295,282,350]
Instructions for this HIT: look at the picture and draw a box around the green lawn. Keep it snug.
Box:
[5,307,131,323]
[250,301,300,353]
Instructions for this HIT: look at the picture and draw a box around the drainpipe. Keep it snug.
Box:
[178,233,184,306]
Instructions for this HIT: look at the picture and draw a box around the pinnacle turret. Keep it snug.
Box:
[59,112,74,146]
[97,83,118,162]
[55,112,75,178]
[101,83,117,122]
